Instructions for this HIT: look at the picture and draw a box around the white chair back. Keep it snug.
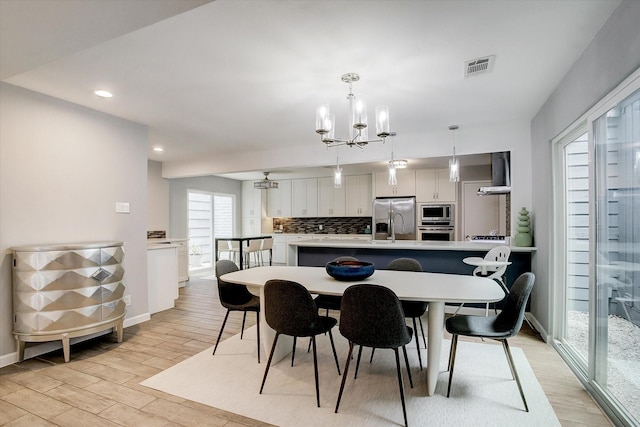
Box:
[482,245,511,275]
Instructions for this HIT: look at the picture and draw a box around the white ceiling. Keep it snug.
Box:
[0,0,620,180]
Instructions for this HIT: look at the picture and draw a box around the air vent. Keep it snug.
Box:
[465,55,495,78]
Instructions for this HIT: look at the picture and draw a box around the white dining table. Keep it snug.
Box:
[221,265,504,396]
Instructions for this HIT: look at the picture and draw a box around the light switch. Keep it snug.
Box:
[115,202,130,213]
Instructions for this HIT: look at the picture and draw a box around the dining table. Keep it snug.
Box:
[221,265,505,396]
[214,235,273,270]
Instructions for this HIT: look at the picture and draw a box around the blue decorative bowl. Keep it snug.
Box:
[325,260,375,281]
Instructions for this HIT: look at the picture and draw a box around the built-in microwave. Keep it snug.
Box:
[420,204,454,226]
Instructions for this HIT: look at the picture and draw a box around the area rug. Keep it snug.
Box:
[141,327,559,426]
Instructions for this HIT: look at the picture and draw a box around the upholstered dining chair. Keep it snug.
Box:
[384,257,427,370]
[335,283,414,427]
[260,279,341,407]
[314,256,359,316]
[446,272,535,412]
[212,260,260,363]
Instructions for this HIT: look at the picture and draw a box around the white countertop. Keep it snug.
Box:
[287,238,536,252]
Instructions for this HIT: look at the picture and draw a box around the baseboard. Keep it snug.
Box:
[0,313,151,368]
[525,313,549,342]
[124,313,151,328]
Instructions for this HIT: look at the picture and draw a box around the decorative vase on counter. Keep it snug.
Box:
[515,207,533,247]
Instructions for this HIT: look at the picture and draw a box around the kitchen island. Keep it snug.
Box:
[288,238,536,308]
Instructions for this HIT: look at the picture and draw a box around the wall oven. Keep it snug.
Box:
[418,204,455,241]
[417,226,455,241]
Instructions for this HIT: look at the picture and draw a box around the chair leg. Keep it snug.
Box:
[327,329,341,375]
[311,336,320,407]
[241,312,247,339]
[260,332,280,394]
[418,316,427,349]
[291,336,297,366]
[369,347,375,363]
[453,303,464,316]
[401,345,413,388]
[502,340,529,412]
[256,311,260,363]
[412,317,423,371]
[354,345,364,379]
[212,310,230,355]
[446,334,459,397]
[394,348,409,427]
[335,341,354,414]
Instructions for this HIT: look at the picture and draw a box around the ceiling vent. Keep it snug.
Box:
[464,55,495,78]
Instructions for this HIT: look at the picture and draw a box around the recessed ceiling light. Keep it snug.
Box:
[94,90,114,98]
[153,147,164,152]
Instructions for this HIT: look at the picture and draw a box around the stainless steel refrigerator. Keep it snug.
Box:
[373,197,416,241]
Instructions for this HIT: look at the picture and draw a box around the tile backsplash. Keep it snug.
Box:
[273,217,371,234]
[147,230,166,239]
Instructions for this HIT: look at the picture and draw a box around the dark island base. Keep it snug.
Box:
[297,246,533,310]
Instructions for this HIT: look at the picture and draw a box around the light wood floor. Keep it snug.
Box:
[0,277,613,426]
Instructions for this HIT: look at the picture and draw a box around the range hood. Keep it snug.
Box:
[478,152,511,195]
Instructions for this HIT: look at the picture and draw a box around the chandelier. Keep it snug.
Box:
[315,73,392,149]
[254,172,279,190]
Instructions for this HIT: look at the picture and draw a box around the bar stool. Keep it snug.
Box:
[259,237,273,266]
[243,239,262,268]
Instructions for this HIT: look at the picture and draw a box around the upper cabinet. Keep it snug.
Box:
[267,179,292,217]
[345,175,372,216]
[374,170,416,197]
[242,181,264,218]
[415,168,457,202]
[291,178,318,217]
[318,177,346,217]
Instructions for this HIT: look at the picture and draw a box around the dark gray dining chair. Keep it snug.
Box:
[446,272,535,412]
[212,260,260,363]
[260,279,341,407]
[385,257,427,370]
[335,283,414,427]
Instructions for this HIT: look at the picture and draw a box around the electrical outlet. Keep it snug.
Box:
[124,295,131,306]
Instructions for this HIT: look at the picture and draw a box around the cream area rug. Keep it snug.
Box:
[141,327,560,426]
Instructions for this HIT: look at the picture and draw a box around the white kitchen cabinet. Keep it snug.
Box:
[267,179,292,217]
[416,168,457,202]
[242,180,263,218]
[172,239,189,284]
[272,235,287,264]
[291,178,318,217]
[242,217,262,236]
[374,170,416,197]
[148,244,179,314]
[317,177,346,217]
[345,175,372,216]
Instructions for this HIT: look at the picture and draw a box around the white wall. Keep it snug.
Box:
[530,0,640,335]
[147,160,169,232]
[0,83,149,364]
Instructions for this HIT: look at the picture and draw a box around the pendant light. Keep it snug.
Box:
[449,125,460,182]
[334,155,343,188]
[387,133,405,186]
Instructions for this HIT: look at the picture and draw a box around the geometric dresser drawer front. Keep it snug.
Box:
[102,300,126,321]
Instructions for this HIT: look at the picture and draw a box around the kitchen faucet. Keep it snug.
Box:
[390,210,405,243]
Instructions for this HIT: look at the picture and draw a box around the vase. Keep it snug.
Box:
[515,207,533,247]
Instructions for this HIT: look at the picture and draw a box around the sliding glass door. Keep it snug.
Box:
[556,84,639,426]
[593,88,639,423]
[187,191,235,273]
